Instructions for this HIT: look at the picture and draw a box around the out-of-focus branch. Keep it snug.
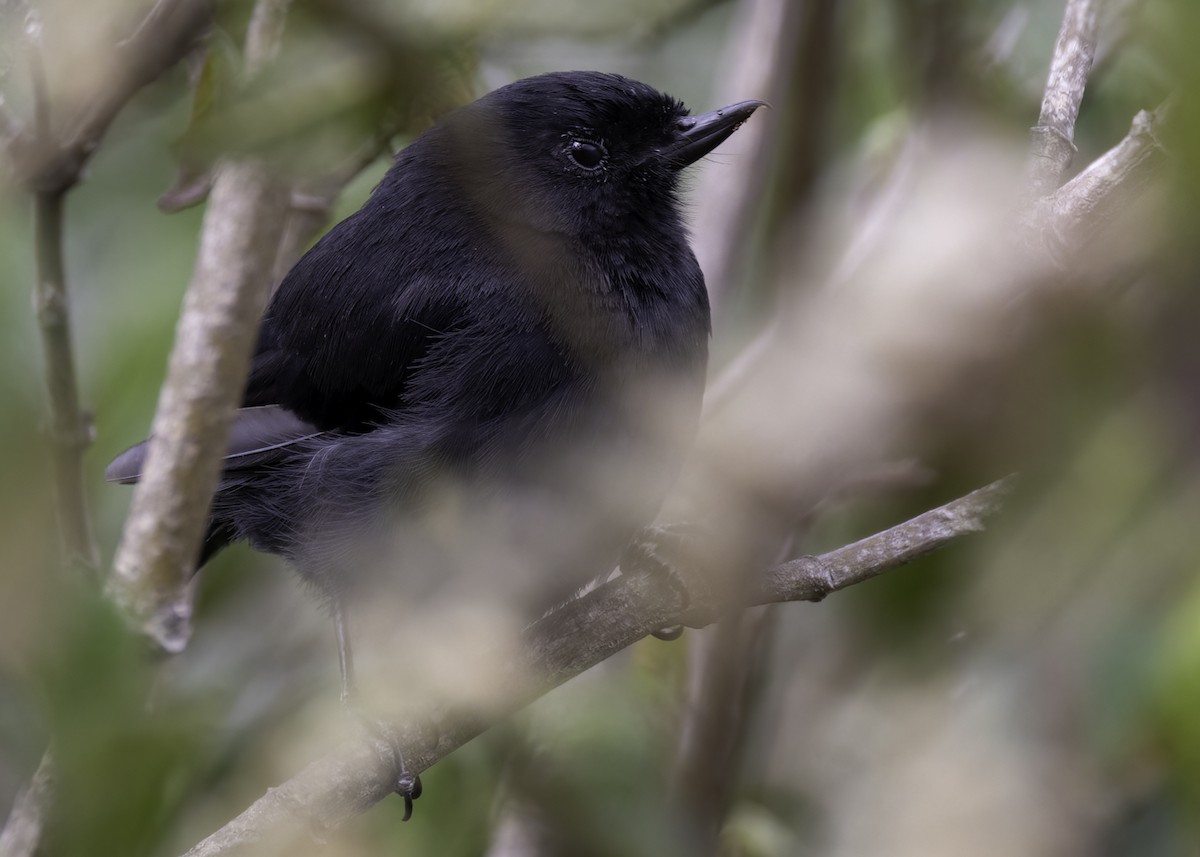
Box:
[106,0,293,655]
[704,126,923,416]
[0,94,24,155]
[67,0,213,176]
[176,479,1009,857]
[671,603,777,850]
[243,0,290,69]
[1027,0,1100,198]
[1093,0,1142,74]
[691,0,805,317]
[6,0,213,192]
[0,754,54,857]
[33,188,99,573]
[640,4,836,850]
[270,132,392,286]
[1,3,212,846]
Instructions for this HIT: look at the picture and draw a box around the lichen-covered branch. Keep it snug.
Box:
[106,0,293,655]
[106,162,288,654]
[1040,99,1170,259]
[1027,0,1100,197]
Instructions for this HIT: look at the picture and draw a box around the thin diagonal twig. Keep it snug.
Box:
[176,478,1013,857]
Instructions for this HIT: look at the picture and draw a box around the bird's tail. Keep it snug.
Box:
[105,405,324,571]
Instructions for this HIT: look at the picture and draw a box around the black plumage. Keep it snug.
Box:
[110,69,761,656]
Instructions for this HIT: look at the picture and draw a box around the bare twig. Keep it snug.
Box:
[0,4,216,853]
[0,754,54,857]
[34,188,99,573]
[107,162,288,652]
[15,0,213,192]
[1040,99,1169,260]
[1093,0,1142,76]
[243,0,290,72]
[0,99,23,158]
[691,0,805,317]
[759,478,1014,605]
[176,478,1011,857]
[1027,0,1101,197]
[984,5,1030,69]
[270,132,392,286]
[704,127,924,417]
[106,0,292,654]
[671,603,777,850]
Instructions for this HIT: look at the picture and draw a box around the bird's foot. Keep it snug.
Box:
[621,523,705,639]
[344,702,424,820]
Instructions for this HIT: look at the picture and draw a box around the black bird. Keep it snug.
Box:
[108,70,762,814]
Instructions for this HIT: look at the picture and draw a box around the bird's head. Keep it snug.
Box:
[436,71,764,237]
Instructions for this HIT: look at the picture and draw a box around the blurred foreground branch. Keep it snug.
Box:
[1,4,213,854]
[691,0,803,315]
[270,132,393,286]
[0,755,54,857]
[177,478,1011,857]
[32,184,98,575]
[4,0,213,192]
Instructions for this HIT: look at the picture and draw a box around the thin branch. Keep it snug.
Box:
[33,188,99,573]
[1093,0,1141,73]
[691,0,804,317]
[1027,0,1101,198]
[983,5,1030,69]
[107,162,288,653]
[74,0,213,147]
[704,127,924,418]
[0,753,54,857]
[13,0,212,192]
[106,0,292,655]
[1040,99,1170,261]
[243,0,290,72]
[759,478,1014,605]
[0,4,215,853]
[671,604,777,850]
[0,95,24,157]
[176,478,1011,857]
[270,131,391,286]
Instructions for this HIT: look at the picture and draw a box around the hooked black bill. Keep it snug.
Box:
[663,99,767,168]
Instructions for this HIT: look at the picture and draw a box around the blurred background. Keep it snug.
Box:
[1,0,1199,854]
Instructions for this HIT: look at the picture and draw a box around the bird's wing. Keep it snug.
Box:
[240,196,479,431]
[104,405,323,484]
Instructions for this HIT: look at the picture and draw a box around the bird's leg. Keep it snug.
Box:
[332,601,423,820]
[333,603,358,704]
[621,523,702,640]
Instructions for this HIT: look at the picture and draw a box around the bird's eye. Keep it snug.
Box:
[567,140,606,170]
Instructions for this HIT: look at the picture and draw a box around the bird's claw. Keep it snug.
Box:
[396,772,423,821]
[346,706,424,821]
